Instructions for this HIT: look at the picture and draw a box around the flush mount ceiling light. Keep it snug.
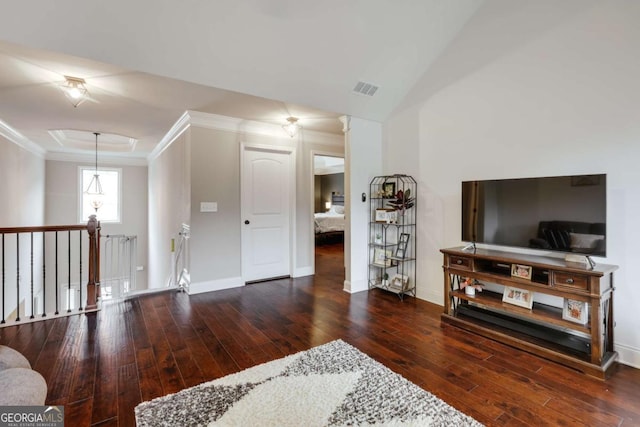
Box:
[282,117,301,138]
[60,76,89,107]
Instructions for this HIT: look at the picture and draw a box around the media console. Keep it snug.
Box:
[441,247,618,379]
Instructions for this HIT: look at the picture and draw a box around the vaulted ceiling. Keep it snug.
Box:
[0,0,482,161]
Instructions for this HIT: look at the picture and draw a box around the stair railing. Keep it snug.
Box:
[0,215,100,326]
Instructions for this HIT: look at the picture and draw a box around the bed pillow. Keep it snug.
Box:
[333,205,345,214]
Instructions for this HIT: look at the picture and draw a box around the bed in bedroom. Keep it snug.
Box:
[315,194,344,244]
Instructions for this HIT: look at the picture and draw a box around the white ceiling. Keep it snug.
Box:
[0,0,482,161]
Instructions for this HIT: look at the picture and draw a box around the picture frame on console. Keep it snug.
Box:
[563,299,589,324]
[511,264,532,280]
[502,286,534,309]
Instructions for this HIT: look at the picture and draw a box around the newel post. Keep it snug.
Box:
[86,215,100,310]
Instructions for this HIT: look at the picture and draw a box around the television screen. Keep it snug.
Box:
[461,174,606,256]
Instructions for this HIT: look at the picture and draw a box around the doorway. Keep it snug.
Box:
[312,154,345,271]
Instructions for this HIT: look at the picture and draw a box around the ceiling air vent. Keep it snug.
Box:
[352,81,379,97]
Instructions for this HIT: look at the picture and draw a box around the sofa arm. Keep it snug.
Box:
[529,238,551,249]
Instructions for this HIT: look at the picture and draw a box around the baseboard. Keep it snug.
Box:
[343,280,351,293]
[344,278,368,294]
[293,267,313,278]
[615,342,640,369]
[188,276,243,295]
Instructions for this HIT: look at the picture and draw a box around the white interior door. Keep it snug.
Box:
[241,147,292,282]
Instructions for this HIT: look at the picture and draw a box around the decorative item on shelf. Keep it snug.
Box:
[374,232,383,245]
[563,299,589,324]
[382,182,396,198]
[373,248,392,267]
[511,264,532,280]
[460,277,483,296]
[391,274,409,291]
[381,273,389,287]
[502,286,534,309]
[386,188,415,215]
[396,233,410,258]
[375,208,392,222]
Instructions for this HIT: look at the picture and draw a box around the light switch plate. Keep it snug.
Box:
[200,202,218,212]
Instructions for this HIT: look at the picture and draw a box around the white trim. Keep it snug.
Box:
[616,342,640,369]
[149,110,343,164]
[350,278,369,293]
[343,280,352,293]
[187,277,243,295]
[293,267,314,278]
[47,151,148,166]
[188,110,342,146]
[147,111,192,162]
[345,278,368,293]
[0,119,46,157]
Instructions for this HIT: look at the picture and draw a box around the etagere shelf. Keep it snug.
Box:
[368,175,416,299]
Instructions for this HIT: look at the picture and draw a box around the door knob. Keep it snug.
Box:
[245,220,250,224]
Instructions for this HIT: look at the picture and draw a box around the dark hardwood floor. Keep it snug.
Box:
[1,241,639,426]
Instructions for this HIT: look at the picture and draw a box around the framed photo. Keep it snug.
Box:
[502,286,534,309]
[563,299,589,324]
[511,264,532,280]
[373,248,391,267]
[395,248,405,259]
[399,233,410,243]
[390,274,409,290]
[374,209,392,222]
[382,182,396,198]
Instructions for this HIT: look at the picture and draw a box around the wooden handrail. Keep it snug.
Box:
[0,218,101,317]
[0,224,88,233]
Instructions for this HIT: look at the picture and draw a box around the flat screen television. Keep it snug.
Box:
[461,174,606,256]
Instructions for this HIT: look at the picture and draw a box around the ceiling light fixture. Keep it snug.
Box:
[60,76,89,107]
[282,117,301,138]
[85,132,104,211]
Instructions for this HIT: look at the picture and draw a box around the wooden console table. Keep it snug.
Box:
[441,247,618,379]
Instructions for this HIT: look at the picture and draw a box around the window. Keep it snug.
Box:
[79,167,121,223]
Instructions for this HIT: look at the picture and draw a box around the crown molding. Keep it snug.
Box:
[0,119,46,157]
[148,110,344,163]
[46,150,148,166]
[146,111,192,162]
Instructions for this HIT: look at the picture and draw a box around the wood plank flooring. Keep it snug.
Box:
[1,242,639,426]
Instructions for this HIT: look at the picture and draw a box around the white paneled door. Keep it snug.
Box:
[241,146,292,283]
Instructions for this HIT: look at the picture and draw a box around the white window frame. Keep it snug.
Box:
[78,166,122,224]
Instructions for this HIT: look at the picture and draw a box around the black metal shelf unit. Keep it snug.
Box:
[368,174,417,299]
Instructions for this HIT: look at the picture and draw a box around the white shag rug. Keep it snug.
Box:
[135,339,483,426]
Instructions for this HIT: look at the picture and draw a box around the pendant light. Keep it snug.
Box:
[84,132,104,211]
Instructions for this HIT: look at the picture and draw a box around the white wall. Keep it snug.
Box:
[344,117,382,293]
[385,0,640,367]
[148,129,191,290]
[0,137,45,319]
[0,137,45,227]
[45,159,149,290]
